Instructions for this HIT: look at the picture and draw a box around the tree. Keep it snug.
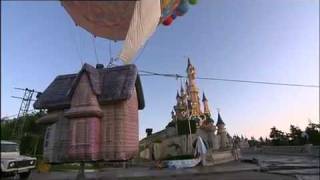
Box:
[248,136,258,147]
[269,126,288,146]
[1,112,46,156]
[305,122,320,145]
[288,125,303,145]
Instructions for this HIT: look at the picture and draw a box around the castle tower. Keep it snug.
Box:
[185,80,189,95]
[202,92,211,116]
[217,112,228,149]
[180,84,188,106]
[174,91,186,120]
[186,58,201,116]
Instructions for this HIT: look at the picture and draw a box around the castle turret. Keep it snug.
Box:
[185,80,189,94]
[180,84,184,96]
[171,110,176,121]
[202,92,211,116]
[217,112,229,149]
[216,112,225,134]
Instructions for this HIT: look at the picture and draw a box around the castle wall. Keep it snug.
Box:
[139,128,226,160]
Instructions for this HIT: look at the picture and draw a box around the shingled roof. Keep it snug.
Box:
[34,63,144,110]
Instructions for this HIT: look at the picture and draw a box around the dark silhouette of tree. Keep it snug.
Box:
[248,136,259,147]
[289,125,303,145]
[1,112,46,156]
[305,122,320,145]
[269,126,289,145]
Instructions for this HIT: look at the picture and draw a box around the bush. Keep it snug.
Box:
[163,154,194,160]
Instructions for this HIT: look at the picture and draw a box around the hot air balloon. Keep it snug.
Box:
[62,0,161,64]
[62,0,196,64]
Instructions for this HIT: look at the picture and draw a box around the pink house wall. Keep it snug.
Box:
[67,73,101,161]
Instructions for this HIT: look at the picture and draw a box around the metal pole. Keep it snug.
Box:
[76,162,85,180]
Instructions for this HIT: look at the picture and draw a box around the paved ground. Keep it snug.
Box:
[122,171,297,180]
[240,152,319,180]
[2,153,319,179]
[3,161,294,180]
[3,170,297,180]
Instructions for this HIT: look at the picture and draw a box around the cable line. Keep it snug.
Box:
[139,70,319,88]
[91,36,99,64]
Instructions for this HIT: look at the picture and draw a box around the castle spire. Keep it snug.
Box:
[202,92,208,102]
[180,83,184,95]
[187,57,191,66]
[176,90,180,99]
[202,92,211,115]
[216,112,225,126]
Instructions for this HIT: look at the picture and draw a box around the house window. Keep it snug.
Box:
[75,121,89,145]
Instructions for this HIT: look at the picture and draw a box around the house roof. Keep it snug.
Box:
[34,63,145,110]
[216,112,225,126]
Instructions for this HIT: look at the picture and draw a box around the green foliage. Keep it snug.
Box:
[177,119,196,135]
[267,123,320,146]
[289,125,303,145]
[305,123,320,145]
[1,112,46,156]
[163,154,194,160]
[153,139,162,143]
[269,126,289,146]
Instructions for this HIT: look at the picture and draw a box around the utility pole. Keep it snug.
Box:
[12,87,41,118]
[11,87,40,138]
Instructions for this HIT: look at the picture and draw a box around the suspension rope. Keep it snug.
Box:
[139,70,319,88]
[91,36,99,64]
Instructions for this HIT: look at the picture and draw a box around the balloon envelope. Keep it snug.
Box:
[62,1,137,41]
[62,0,161,64]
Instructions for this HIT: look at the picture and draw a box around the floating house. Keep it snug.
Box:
[34,63,144,163]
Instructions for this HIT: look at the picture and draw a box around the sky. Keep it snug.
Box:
[1,0,319,140]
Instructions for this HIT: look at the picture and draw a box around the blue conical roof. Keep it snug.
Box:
[202,92,208,102]
[216,112,225,125]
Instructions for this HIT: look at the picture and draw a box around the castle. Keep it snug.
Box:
[139,59,233,160]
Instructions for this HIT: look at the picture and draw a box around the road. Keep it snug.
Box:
[2,153,319,180]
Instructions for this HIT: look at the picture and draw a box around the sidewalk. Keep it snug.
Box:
[104,161,260,178]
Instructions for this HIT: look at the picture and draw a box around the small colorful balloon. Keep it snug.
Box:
[162,16,174,26]
[176,0,189,16]
[188,0,198,5]
[171,13,177,19]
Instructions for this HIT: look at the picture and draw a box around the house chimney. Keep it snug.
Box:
[36,92,42,98]
[96,64,104,69]
[146,128,153,137]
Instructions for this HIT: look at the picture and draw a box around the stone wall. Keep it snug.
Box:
[242,145,320,157]
[208,150,234,165]
[139,132,226,160]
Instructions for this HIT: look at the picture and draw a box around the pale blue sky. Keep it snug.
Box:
[2,0,319,139]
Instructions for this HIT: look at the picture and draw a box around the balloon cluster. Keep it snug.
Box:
[161,0,198,26]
